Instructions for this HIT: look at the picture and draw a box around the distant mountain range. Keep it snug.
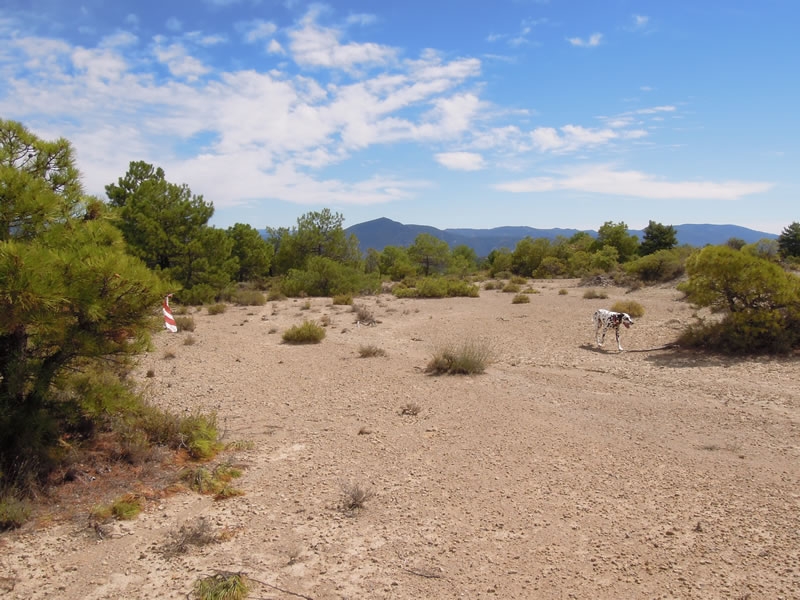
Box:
[344,217,778,256]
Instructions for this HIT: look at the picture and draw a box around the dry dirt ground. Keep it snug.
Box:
[1,280,799,599]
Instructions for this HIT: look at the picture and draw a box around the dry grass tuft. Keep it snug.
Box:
[425,338,493,375]
[358,344,386,358]
[339,480,375,512]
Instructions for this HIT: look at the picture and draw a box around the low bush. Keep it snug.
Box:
[180,463,243,500]
[611,300,645,318]
[0,495,32,531]
[583,289,608,300]
[282,321,326,344]
[502,282,521,293]
[511,294,530,304]
[230,289,266,306]
[332,294,353,305]
[193,572,249,600]
[175,315,196,332]
[358,345,386,357]
[393,277,479,298]
[207,303,227,315]
[339,480,375,512]
[425,339,492,375]
[625,248,691,283]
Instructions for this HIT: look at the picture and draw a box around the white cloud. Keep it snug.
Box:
[633,15,649,29]
[244,20,277,43]
[153,40,209,81]
[530,125,617,153]
[567,33,603,47]
[494,164,773,200]
[435,151,486,171]
[268,39,285,54]
[289,11,397,71]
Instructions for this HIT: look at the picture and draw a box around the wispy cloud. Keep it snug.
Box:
[243,19,278,43]
[435,151,486,171]
[494,164,773,200]
[567,33,603,47]
[289,9,397,71]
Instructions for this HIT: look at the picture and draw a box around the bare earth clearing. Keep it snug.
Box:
[1,280,798,599]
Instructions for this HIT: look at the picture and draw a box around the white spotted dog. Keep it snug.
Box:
[592,309,634,352]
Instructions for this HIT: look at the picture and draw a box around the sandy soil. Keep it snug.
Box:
[1,279,798,599]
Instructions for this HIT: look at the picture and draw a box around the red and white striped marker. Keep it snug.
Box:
[163,294,178,332]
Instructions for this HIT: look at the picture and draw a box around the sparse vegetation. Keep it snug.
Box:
[180,463,243,500]
[339,480,375,512]
[92,493,144,521]
[583,289,609,300]
[193,572,250,600]
[183,334,197,346]
[425,339,492,375]
[559,288,569,295]
[207,303,227,315]
[164,518,221,555]
[502,282,521,293]
[282,320,326,344]
[230,289,266,306]
[611,300,645,318]
[358,344,387,357]
[175,315,196,331]
[332,294,353,305]
[0,495,32,530]
[511,293,530,304]
[352,304,376,324]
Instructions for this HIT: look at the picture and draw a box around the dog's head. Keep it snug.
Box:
[621,313,634,328]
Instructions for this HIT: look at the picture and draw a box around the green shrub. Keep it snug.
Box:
[180,463,243,499]
[625,248,690,283]
[502,282,520,293]
[178,285,217,306]
[207,303,227,315]
[558,288,569,295]
[230,289,266,306]
[611,300,645,318]
[282,256,380,297]
[112,493,144,520]
[0,494,32,530]
[425,339,493,375]
[332,294,353,305]
[510,275,527,285]
[483,280,500,290]
[493,270,513,280]
[180,412,223,460]
[522,287,540,294]
[677,246,800,354]
[266,288,286,301]
[392,277,479,298]
[282,321,326,344]
[511,294,530,304]
[193,572,250,600]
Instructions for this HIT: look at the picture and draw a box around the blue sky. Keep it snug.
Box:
[1,1,796,234]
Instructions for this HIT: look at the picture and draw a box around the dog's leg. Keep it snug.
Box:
[615,326,623,352]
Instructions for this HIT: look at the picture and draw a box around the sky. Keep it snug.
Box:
[1,1,796,234]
